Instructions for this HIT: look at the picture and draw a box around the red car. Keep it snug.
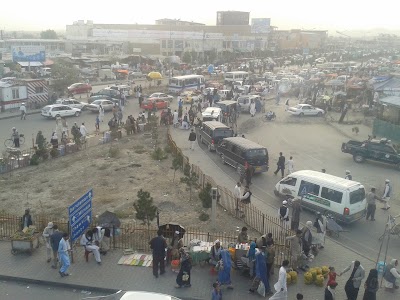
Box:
[67,83,92,94]
[141,99,169,110]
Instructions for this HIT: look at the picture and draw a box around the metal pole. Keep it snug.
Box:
[68,220,74,263]
[380,216,391,288]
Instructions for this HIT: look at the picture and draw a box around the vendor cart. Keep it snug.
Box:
[11,232,40,255]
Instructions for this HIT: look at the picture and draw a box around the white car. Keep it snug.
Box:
[148,92,174,102]
[86,99,115,112]
[55,98,87,110]
[288,104,325,117]
[41,104,81,119]
[91,291,182,300]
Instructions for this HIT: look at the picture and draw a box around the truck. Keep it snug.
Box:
[341,138,400,169]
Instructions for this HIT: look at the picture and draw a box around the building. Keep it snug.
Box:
[155,19,205,26]
[18,79,49,105]
[216,11,250,26]
[0,81,28,111]
[270,29,327,51]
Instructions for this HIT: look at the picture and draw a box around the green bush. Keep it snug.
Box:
[30,154,40,165]
[151,147,168,160]
[199,183,212,208]
[50,148,59,158]
[199,212,210,221]
[109,145,120,158]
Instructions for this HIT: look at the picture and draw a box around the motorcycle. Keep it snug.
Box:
[262,111,276,122]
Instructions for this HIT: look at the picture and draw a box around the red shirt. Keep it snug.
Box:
[327,272,337,286]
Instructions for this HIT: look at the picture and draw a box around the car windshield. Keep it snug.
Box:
[214,129,233,138]
[92,100,102,105]
[245,149,267,159]
[349,187,366,204]
[294,105,302,109]
[42,107,50,112]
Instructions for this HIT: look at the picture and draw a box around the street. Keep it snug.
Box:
[190,103,400,261]
[0,83,160,152]
[0,280,105,300]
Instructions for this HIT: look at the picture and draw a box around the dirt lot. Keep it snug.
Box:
[0,127,257,237]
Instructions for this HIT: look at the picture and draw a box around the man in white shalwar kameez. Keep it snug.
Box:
[269,260,289,299]
[58,233,70,277]
[250,100,256,117]
[80,230,102,264]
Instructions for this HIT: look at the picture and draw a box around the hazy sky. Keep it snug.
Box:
[1,0,399,32]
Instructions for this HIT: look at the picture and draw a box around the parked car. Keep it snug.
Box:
[237,95,262,113]
[141,99,169,110]
[41,104,81,119]
[88,95,119,104]
[129,71,145,79]
[89,291,182,300]
[180,90,202,104]
[67,83,92,94]
[86,99,115,112]
[55,98,87,110]
[91,88,122,99]
[341,138,400,167]
[287,104,325,116]
[109,85,132,97]
[148,92,174,102]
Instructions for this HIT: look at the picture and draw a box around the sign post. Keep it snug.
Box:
[68,189,93,262]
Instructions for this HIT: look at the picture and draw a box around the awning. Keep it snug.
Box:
[17,61,43,67]
[380,96,400,108]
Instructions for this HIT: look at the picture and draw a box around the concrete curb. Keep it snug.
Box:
[0,111,42,121]
[0,274,119,294]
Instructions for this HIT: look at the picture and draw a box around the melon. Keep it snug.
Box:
[288,270,298,283]
[304,271,313,284]
[315,274,324,287]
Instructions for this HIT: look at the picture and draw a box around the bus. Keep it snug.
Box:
[224,71,249,84]
[168,75,205,94]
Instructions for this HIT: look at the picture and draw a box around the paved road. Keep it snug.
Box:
[171,101,399,262]
[0,280,105,300]
[0,83,171,152]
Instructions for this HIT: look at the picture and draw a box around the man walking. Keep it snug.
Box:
[58,233,71,277]
[340,260,365,300]
[345,170,352,180]
[366,187,381,221]
[381,179,391,210]
[20,102,27,120]
[291,198,301,231]
[269,260,289,300]
[150,229,167,278]
[42,222,54,263]
[274,152,285,178]
[50,225,63,269]
[188,129,196,151]
[286,156,294,174]
[233,182,242,216]
[80,123,88,141]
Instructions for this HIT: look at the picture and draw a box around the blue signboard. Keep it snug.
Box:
[251,18,271,34]
[12,46,46,62]
[69,189,93,242]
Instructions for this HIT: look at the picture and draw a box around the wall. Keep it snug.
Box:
[373,118,400,143]
[0,86,28,102]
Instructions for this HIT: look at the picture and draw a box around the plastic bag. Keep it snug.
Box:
[257,281,266,297]
[269,290,288,300]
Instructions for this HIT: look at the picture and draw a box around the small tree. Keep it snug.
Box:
[199,183,212,208]
[133,189,158,231]
[172,154,183,182]
[180,164,198,201]
[40,29,58,39]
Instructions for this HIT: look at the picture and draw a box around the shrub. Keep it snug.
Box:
[50,148,59,158]
[151,147,168,160]
[30,154,40,165]
[199,212,210,221]
[109,145,120,158]
[199,183,212,208]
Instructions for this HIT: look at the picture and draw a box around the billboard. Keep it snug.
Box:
[251,18,271,34]
[12,46,46,62]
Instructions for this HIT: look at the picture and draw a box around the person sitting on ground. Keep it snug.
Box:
[209,240,223,266]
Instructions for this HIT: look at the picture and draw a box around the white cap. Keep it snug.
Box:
[306,221,313,227]
[385,179,390,183]
[282,200,288,205]
[47,222,53,228]
[345,170,350,174]
[215,240,220,244]
[175,231,180,235]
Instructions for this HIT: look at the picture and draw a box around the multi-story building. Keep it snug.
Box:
[216,11,250,26]
[155,19,205,26]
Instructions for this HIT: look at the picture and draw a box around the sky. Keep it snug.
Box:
[1,0,399,33]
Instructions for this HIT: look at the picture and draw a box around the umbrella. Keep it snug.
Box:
[147,72,162,80]
[97,210,121,228]
[158,223,185,239]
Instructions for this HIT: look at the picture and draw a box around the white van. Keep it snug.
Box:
[274,170,366,224]
[224,71,249,84]
[202,107,222,122]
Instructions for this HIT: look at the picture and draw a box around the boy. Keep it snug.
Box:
[211,282,222,300]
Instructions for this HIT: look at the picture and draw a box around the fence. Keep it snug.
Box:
[166,130,292,264]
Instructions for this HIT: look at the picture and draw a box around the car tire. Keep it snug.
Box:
[75,111,80,117]
[353,154,365,163]
[55,114,61,118]
[299,112,304,117]
[317,111,323,116]
[221,154,226,164]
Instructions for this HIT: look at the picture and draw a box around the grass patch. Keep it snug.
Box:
[109,145,120,158]
[114,209,132,219]
[98,164,109,170]
[40,178,49,184]
[35,187,44,193]
[134,149,147,154]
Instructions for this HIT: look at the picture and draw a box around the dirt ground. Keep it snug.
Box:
[0,127,257,237]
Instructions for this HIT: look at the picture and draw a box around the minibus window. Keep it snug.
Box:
[282,177,297,186]
[321,187,343,204]
[350,188,365,204]
[299,180,320,196]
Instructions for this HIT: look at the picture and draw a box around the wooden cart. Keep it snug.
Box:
[11,233,40,255]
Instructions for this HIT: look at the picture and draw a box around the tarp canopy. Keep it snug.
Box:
[380,96,400,108]
[373,77,400,92]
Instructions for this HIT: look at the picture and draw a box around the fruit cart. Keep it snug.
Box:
[10,228,40,255]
